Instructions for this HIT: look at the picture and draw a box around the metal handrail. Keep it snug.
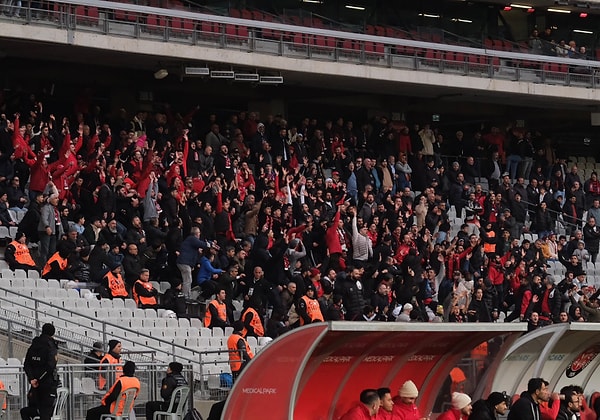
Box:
[5,0,600,71]
[0,286,202,367]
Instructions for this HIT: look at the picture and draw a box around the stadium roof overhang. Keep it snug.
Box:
[492,323,600,399]
[222,322,527,419]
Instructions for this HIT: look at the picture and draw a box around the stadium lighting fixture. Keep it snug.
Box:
[210,70,235,79]
[547,8,571,12]
[573,29,593,33]
[302,0,322,3]
[153,69,168,80]
[451,18,473,23]
[510,3,532,8]
[419,13,441,18]
[345,5,365,10]
[184,67,210,76]
[259,76,284,84]
[234,73,260,82]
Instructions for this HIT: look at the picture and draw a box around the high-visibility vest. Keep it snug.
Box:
[227,333,254,372]
[241,307,264,337]
[0,380,5,409]
[101,375,140,415]
[132,280,157,307]
[106,272,128,298]
[299,295,325,326]
[41,252,67,277]
[8,240,37,267]
[98,353,123,390]
[204,299,227,328]
[483,230,496,254]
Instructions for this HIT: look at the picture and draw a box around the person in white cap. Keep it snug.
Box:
[437,392,472,420]
[395,303,413,322]
[391,380,429,419]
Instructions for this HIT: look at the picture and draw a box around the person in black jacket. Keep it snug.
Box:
[162,278,187,318]
[556,386,580,420]
[21,323,60,420]
[145,362,188,420]
[507,377,549,420]
[334,268,366,321]
[470,391,509,420]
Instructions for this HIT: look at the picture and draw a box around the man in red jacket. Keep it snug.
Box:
[340,389,381,420]
[437,392,472,420]
[392,380,428,419]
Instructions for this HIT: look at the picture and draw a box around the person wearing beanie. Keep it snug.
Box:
[297,283,325,326]
[309,267,324,298]
[470,391,509,420]
[97,339,122,390]
[392,380,426,419]
[100,261,128,300]
[162,278,187,318]
[21,323,60,420]
[145,361,189,420]
[86,361,140,420]
[507,377,549,420]
[227,321,254,382]
[437,392,472,420]
[84,342,105,371]
[5,231,38,271]
[395,303,413,322]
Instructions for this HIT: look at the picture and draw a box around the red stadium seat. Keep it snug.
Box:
[230,8,241,18]
[241,9,252,20]
[87,7,99,24]
[182,19,194,32]
[237,25,249,39]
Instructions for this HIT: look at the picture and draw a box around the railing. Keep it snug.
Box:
[0,362,198,420]
[0,286,218,375]
[2,0,600,89]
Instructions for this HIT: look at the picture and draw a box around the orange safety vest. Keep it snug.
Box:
[41,252,67,277]
[204,299,227,328]
[8,240,37,267]
[299,295,325,326]
[0,380,5,409]
[98,353,123,390]
[132,279,157,307]
[101,375,140,415]
[227,333,254,372]
[483,230,496,254]
[105,272,128,298]
[241,307,264,337]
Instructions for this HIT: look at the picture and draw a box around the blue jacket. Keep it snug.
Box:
[176,235,207,267]
[196,256,223,285]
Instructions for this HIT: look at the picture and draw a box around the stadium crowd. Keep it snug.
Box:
[2,93,600,337]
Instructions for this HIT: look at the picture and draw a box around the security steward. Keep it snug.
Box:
[297,283,325,326]
[21,323,60,420]
[227,321,254,382]
[6,232,38,271]
[241,302,265,338]
[41,241,75,280]
[132,269,159,309]
[145,362,188,419]
[86,361,140,420]
[204,287,230,328]
[98,339,123,391]
[102,262,128,300]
